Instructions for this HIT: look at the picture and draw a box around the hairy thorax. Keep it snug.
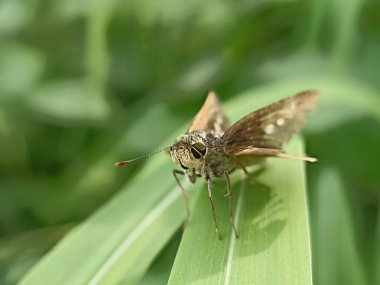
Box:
[170,131,236,182]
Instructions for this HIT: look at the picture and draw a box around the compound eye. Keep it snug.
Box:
[191,142,206,159]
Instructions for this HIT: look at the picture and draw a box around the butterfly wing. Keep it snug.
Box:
[222,90,320,155]
[187,91,230,133]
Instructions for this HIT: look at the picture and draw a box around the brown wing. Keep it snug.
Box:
[222,90,320,154]
[187,91,230,133]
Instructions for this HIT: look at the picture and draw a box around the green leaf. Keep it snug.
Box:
[19,151,194,285]
[28,79,109,121]
[312,169,367,285]
[0,225,72,285]
[167,137,312,285]
[0,43,45,97]
[376,213,380,285]
[137,233,181,285]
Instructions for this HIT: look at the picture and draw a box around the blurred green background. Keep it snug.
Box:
[0,0,379,284]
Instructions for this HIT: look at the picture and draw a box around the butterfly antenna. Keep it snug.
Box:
[115,146,170,167]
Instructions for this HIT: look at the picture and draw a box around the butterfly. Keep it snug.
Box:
[116,90,320,239]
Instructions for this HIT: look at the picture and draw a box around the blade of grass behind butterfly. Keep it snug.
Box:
[375,206,380,285]
[168,137,313,285]
[19,149,201,285]
[311,169,367,285]
[136,233,181,285]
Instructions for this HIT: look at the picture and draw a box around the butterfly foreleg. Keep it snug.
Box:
[224,172,239,238]
[207,178,222,240]
[173,169,191,229]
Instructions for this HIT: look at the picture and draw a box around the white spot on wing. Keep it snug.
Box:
[277,118,285,126]
[265,124,275,134]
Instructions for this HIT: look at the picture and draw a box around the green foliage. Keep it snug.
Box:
[0,0,379,284]
[313,169,367,285]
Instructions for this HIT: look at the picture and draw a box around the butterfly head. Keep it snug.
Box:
[170,133,208,171]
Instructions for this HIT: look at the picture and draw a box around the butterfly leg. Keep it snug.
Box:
[224,172,239,238]
[173,170,190,229]
[207,178,222,240]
